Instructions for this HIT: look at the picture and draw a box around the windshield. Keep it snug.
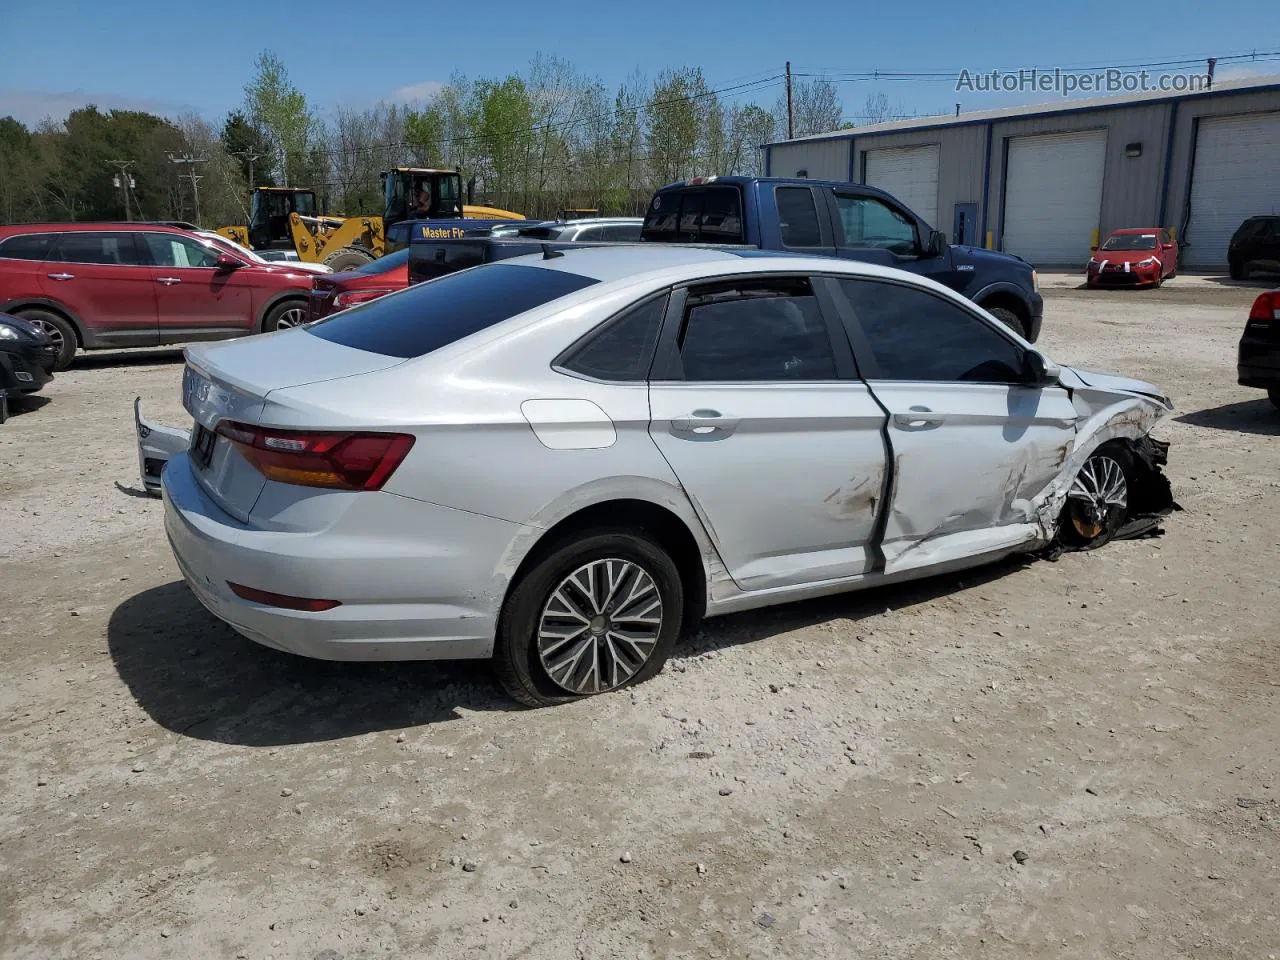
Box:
[308,263,598,358]
[1101,233,1157,251]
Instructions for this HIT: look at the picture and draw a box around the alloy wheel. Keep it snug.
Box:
[31,318,64,351]
[537,558,664,695]
[1065,454,1128,539]
[275,306,307,329]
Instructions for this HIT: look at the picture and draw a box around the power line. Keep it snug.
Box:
[168,153,209,223]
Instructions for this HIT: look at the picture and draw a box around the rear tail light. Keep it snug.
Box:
[227,582,341,612]
[215,421,414,490]
[1247,291,1280,323]
[333,288,395,310]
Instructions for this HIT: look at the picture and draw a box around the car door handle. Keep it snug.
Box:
[670,409,740,438]
[47,272,75,281]
[893,406,945,429]
[156,277,182,285]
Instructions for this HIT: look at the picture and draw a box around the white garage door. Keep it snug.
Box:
[1002,130,1106,266]
[864,144,940,226]
[1184,112,1280,269]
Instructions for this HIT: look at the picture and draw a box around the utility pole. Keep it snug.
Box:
[168,153,209,224]
[1206,57,1217,90]
[107,160,135,220]
[785,61,795,140]
[232,150,264,188]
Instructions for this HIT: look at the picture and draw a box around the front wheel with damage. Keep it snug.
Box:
[1058,443,1134,549]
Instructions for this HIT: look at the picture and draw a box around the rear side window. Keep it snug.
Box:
[52,232,144,265]
[308,263,599,359]
[641,187,744,244]
[776,187,822,247]
[558,295,667,381]
[0,233,59,260]
[676,277,836,381]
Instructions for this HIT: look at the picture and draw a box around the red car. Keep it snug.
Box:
[1086,227,1179,289]
[0,222,315,370]
[306,248,410,322]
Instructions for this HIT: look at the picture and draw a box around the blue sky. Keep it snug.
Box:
[1,0,1277,127]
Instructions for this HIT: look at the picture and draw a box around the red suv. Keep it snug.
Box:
[0,223,315,370]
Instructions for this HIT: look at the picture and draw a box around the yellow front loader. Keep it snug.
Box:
[215,169,523,269]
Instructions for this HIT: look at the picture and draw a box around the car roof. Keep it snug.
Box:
[0,221,192,235]
[1108,227,1161,234]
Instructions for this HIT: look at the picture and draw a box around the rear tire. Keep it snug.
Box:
[494,530,684,707]
[17,308,77,371]
[986,306,1027,339]
[322,247,376,272]
[262,299,308,333]
[1229,258,1247,281]
[1268,387,1280,410]
[1058,442,1135,549]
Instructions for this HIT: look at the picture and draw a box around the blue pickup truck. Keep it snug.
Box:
[641,176,1042,341]
[408,176,1043,341]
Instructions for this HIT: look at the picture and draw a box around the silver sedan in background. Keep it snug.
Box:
[138,247,1177,706]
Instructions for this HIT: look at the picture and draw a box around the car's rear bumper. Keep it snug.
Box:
[162,452,525,662]
[1238,331,1280,388]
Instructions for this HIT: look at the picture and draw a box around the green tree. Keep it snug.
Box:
[221,111,276,187]
[646,68,707,186]
[243,50,314,187]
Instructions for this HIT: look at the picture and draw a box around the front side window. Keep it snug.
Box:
[838,279,1024,383]
[52,232,144,266]
[309,263,599,359]
[675,277,836,382]
[0,233,59,261]
[143,234,221,268]
[834,194,917,255]
[559,295,666,381]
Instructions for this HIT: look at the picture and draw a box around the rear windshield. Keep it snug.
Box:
[348,247,410,275]
[641,186,745,244]
[307,263,599,358]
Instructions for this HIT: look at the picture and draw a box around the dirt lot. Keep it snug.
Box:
[2,276,1278,960]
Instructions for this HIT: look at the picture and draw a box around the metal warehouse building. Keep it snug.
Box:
[762,76,1280,268]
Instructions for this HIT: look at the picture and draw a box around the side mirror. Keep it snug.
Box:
[1022,350,1060,386]
[215,253,242,270]
[926,229,947,258]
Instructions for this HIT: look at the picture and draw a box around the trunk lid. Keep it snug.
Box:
[182,329,405,522]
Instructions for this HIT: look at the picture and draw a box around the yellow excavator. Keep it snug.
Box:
[216,168,524,270]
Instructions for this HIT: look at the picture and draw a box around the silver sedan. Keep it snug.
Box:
[138,246,1177,706]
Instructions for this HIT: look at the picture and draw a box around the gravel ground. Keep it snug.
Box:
[2,277,1278,960]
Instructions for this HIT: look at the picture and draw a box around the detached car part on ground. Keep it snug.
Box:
[1238,288,1280,409]
[135,248,1177,707]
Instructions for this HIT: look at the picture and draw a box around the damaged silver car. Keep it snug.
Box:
[135,247,1176,706]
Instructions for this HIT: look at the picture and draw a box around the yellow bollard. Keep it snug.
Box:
[986,231,994,250]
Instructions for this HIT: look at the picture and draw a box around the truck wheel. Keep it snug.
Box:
[323,247,376,272]
[17,308,77,371]
[986,306,1026,339]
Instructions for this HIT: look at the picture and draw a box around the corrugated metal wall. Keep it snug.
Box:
[768,139,849,181]
[1164,89,1280,261]
[853,126,988,232]
[760,85,1280,269]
